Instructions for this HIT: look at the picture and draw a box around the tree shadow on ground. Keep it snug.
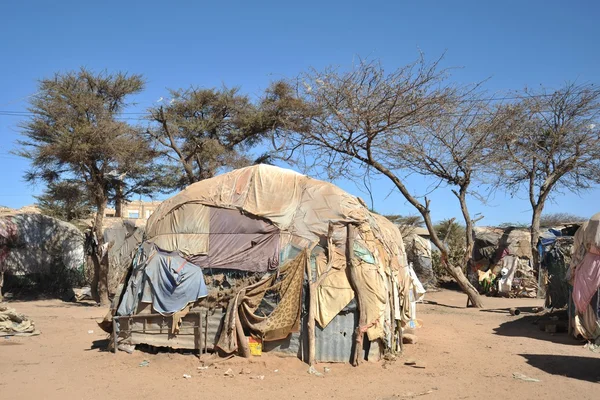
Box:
[436,279,464,292]
[519,354,600,383]
[422,300,465,310]
[480,306,540,315]
[33,301,99,308]
[493,313,582,346]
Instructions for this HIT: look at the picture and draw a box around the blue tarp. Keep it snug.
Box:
[117,248,208,316]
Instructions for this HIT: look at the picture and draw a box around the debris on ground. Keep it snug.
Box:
[402,333,418,344]
[139,360,150,367]
[183,374,192,379]
[117,343,136,354]
[0,303,40,337]
[224,368,234,377]
[197,366,209,370]
[250,375,265,380]
[239,368,251,375]
[308,365,323,377]
[323,367,331,374]
[404,359,426,369]
[512,372,540,382]
[584,342,600,353]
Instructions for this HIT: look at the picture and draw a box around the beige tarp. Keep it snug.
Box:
[314,249,354,328]
[143,165,418,343]
[146,203,209,255]
[0,304,39,336]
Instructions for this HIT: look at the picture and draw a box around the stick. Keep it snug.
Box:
[235,310,251,358]
[306,247,316,366]
[345,223,364,367]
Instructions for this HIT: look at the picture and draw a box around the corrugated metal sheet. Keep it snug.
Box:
[315,304,357,363]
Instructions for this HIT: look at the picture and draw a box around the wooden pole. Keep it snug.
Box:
[112,317,118,354]
[346,223,364,367]
[306,247,316,366]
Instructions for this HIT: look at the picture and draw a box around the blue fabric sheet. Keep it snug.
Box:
[117,248,208,316]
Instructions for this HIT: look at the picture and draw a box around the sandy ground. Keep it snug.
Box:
[1,289,599,400]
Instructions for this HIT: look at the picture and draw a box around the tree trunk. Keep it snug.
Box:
[531,204,544,299]
[92,195,110,306]
[455,186,474,271]
[114,182,123,218]
[306,248,316,366]
[368,160,484,307]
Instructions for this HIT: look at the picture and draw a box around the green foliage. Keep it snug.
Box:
[431,219,467,277]
[383,214,425,237]
[147,85,290,190]
[35,181,93,221]
[18,68,156,221]
[540,212,587,227]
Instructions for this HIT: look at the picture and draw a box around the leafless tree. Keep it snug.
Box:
[495,83,600,266]
[271,56,485,307]
[397,94,505,267]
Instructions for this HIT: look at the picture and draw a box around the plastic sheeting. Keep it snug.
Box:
[122,165,415,350]
[570,213,600,341]
[102,218,145,294]
[117,246,208,316]
[0,213,85,278]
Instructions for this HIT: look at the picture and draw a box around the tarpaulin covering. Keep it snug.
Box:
[0,213,85,281]
[471,226,536,297]
[188,208,279,272]
[404,233,435,288]
[117,165,420,357]
[102,218,145,294]
[117,246,208,316]
[0,303,39,336]
[570,212,600,342]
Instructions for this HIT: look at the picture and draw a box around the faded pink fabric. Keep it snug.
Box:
[573,251,600,313]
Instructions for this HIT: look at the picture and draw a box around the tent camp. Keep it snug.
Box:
[471,226,537,297]
[403,229,436,289]
[569,213,600,344]
[471,224,580,303]
[538,224,580,309]
[110,165,423,364]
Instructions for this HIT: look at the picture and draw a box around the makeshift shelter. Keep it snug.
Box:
[471,227,537,297]
[568,213,600,343]
[96,218,145,295]
[403,230,436,289]
[538,224,579,309]
[111,165,423,363]
[0,211,85,298]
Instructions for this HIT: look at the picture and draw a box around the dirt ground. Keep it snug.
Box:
[1,289,599,400]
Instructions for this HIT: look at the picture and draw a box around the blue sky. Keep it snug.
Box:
[1,0,599,225]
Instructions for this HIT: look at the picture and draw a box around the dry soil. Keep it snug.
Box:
[1,289,599,399]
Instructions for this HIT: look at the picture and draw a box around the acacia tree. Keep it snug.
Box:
[35,180,93,221]
[496,83,600,266]
[539,212,587,227]
[147,86,280,190]
[398,97,504,267]
[18,69,150,305]
[272,57,485,307]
